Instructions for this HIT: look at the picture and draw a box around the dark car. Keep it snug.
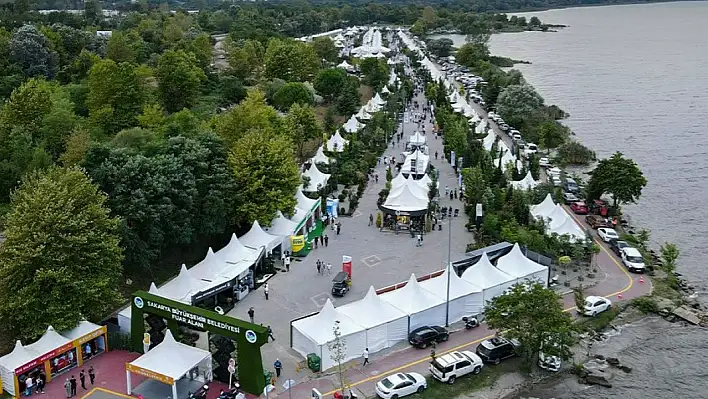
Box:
[475,337,517,365]
[408,326,449,349]
[585,215,610,229]
[331,271,350,297]
[609,239,631,256]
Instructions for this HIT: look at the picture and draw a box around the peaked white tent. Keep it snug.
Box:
[0,341,40,396]
[382,183,429,213]
[239,221,283,253]
[288,206,311,232]
[390,172,408,188]
[190,234,261,288]
[342,115,364,134]
[365,98,382,113]
[26,326,72,357]
[482,130,496,151]
[338,287,408,353]
[408,131,426,145]
[266,211,299,237]
[310,146,330,165]
[401,149,430,176]
[327,131,349,151]
[337,60,355,72]
[381,86,391,94]
[546,205,571,229]
[388,176,428,200]
[302,164,331,192]
[420,264,484,322]
[549,217,587,242]
[291,299,367,371]
[511,171,538,190]
[296,187,320,215]
[157,264,206,303]
[372,93,386,106]
[496,244,549,286]
[356,107,372,120]
[461,253,516,303]
[531,194,557,219]
[379,274,447,331]
[126,330,212,399]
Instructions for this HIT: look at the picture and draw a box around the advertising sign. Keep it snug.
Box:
[342,255,352,279]
[15,342,75,375]
[291,235,306,253]
[126,363,175,385]
[138,297,242,334]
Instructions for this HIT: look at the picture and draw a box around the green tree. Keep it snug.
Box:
[485,283,576,370]
[311,37,338,63]
[427,38,454,58]
[106,31,137,64]
[336,78,360,115]
[314,68,347,101]
[587,152,647,207]
[556,140,595,165]
[10,24,58,79]
[0,166,123,342]
[226,39,265,83]
[137,104,167,134]
[496,84,544,129]
[59,127,92,167]
[573,285,586,311]
[229,130,299,226]
[212,89,281,146]
[273,82,314,110]
[264,38,319,82]
[284,103,322,161]
[536,121,569,150]
[462,167,487,214]
[87,59,146,135]
[659,243,679,274]
[219,75,247,106]
[456,43,490,67]
[359,58,389,89]
[156,50,206,113]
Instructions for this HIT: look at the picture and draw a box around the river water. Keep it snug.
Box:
[434,2,708,397]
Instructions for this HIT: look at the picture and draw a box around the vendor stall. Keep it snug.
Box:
[25,327,76,380]
[61,321,108,365]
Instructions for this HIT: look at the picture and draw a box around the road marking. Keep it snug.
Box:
[82,388,132,399]
[318,212,640,397]
[362,255,382,268]
[352,210,364,218]
[310,292,331,307]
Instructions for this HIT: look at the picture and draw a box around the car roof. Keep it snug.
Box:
[623,247,642,256]
[572,201,586,206]
[586,295,605,302]
[435,351,467,366]
[411,326,434,334]
[383,373,407,384]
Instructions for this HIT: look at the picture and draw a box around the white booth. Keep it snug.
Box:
[379,274,446,332]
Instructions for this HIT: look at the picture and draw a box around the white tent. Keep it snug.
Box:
[549,217,587,242]
[0,341,40,396]
[26,326,72,357]
[156,264,206,303]
[327,131,349,152]
[389,176,428,200]
[355,107,372,120]
[337,60,355,71]
[390,172,408,188]
[372,93,386,106]
[401,149,430,176]
[365,99,382,113]
[511,171,538,190]
[530,194,556,219]
[482,130,496,151]
[461,253,516,303]
[296,187,320,215]
[337,287,408,353]
[495,244,549,286]
[546,205,571,229]
[291,299,367,371]
[408,131,426,145]
[379,274,447,332]
[239,221,283,253]
[302,164,330,192]
[381,86,390,94]
[420,264,484,322]
[310,146,330,165]
[342,115,363,134]
[415,174,434,191]
[266,211,299,237]
[382,183,429,213]
[126,330,212,399]
[189,234,261,286]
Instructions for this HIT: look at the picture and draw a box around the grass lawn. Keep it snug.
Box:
[577,306,620,333]
[416,359,519,399]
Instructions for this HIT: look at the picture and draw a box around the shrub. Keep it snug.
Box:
[376,212,383,227]
[631,296,659,314]
[338,194,346,202]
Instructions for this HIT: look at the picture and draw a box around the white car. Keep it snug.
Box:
[597,228,619,242]
[539,157,550,167]
[512,133,522,141]
[538,351,561,372]
[621,247,646,273]
[524,143,538,155]
[583,295,612,317]
[429,351,483,384]
[375,372,427,399]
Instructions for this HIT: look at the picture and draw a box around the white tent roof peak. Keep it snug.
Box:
[302,163,331,192]
[239,220,283,253]
[496,244,549,282]
[0,340,39,373]
[380,274,445,315]
[328,130,350,151]
[148,282,159,294]
[266,211,299,236]
[511,171,538,190]
[296,188,319,212]
[531,194,557,218]
[461,253,515,289]
[311,146,330,165]
[373,93,385,106]
[26,326,72,356]
[128,329,211,382]
[382,86,390,94]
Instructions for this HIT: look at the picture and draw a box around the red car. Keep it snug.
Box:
[570,201,589,214]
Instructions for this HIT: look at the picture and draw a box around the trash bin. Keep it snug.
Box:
[307,353,321,372]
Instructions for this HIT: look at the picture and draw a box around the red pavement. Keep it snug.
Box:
[280,207,652,399]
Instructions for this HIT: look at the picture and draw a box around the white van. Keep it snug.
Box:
[621,247,646,273]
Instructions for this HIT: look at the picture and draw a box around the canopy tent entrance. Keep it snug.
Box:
[379,183,429,216]
[495,244,549,286]
[126,330,212,399]
[379,274,447,332]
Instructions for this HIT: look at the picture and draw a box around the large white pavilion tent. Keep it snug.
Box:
[400,149,430,176]
[420,264,484,322]
[126,330,212,399]
[327,131,349,151]
[379,274,447,332]
[531,194,556,219]
[337,287,409,353]
[291,299,367,371]
[495,244,549,286]
[239,221,283,254]
[301,164,330,193]
[388,176,428,200]
[382,183,429,214]
[408,131,426,145]
[461,253,516,303]
[25,326,72,358]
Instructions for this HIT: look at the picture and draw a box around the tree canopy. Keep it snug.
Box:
[587,151,647,207]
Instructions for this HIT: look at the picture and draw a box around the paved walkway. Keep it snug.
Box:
[224,85,475,392]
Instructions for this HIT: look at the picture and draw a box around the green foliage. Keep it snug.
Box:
[659,242,680,274]
[573,285,585,311]
[631,296,659,314]
[9,24,58,79]
[219,75,247,106]
[0,166,123,342]
[426,38,454,58]
[359,58,389,90]
[264,38,320,82]
[284,103,322,161]
[273,82,315,111]
[462,167,486,213]
[314,68,348,101]
[496,84,544,129]
[213,89,280,146]
[587,152,647,207]
[311,37,338,63]
[485,283,577,371]
[336,77,361,115]
[87,59,146,135]
[156,50,206,113]
[226,39,265,84]
[556,140,595,165]
[229,130,299,227]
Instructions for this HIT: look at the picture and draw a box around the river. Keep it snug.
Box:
[433,2,708,397]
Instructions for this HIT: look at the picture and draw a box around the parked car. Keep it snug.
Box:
[562,192,579,205]
[597,227,619,242]
[375,373,427,399]
[537,340,561,372]
[408,326,449,348]
[476,337,518,365]
[563,178,580,193]
[429,351,483,384]
[570,201,589,214]
[512,132,522,141]
[524,143,538,155]
[552,176,563,187]
[621,247,646,273]
[539,157,550,167]
[609,239,630,256]
[582,295,612,317]
[585,215,610,229]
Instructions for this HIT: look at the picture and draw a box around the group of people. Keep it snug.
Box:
[62,367,96,398]
[316,259,333,275]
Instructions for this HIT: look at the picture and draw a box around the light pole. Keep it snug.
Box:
[445,215,452,326]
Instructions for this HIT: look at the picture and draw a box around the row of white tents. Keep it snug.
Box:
[531,194,587,242]
[327,92,387,152]
[291,244,548,370]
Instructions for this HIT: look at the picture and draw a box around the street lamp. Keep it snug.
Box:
[445,215,452,326]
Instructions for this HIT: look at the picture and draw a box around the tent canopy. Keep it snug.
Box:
[531,194,557,218]
[128,330,210,382]
[382,183,429,213]
[511,171,538,190]
[266,211,299,236]
[158,264,205,303]
[310,146,330,165]
[239,221,283,253]
[337,286,407,329]
[380,274,445,315]
[546,205,570,229]
[496,244,549,282]
[26,326,72,356]
[549,217,587,242]
[389,176,428,200]
[390,172,408,188]
[0,340,39,372]
[420,265,482,301]
[302,164,331,192]
[327,131,350,151]
[291,299,364,345]
[461,253,515,289]
[408,132,426,145]
[62,320,104,341]
[296,188,320,213]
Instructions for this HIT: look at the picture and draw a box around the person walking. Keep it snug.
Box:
[264,283,269,300]
[369,214,374,226]
[36,373,45,394]
[362,348,370,366]
[454,188,458,199]
[70,376,77,397]
[274,359,282,378]
[449,190,454,201]
[444,185,449,196]
[285,254,290,271]
[64,379,71,398]
[326,262,332,276]
[313,237,318,249]
[416,233,422,247]
[248,307,255,323]
[88,367,96,386]
[80,370,86,390]
[25,375,33,396]
[316,260,322,275]
[435,150,438,159]
[267,326,275,342]
[336,222,341,235]
[324,235,329,247]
